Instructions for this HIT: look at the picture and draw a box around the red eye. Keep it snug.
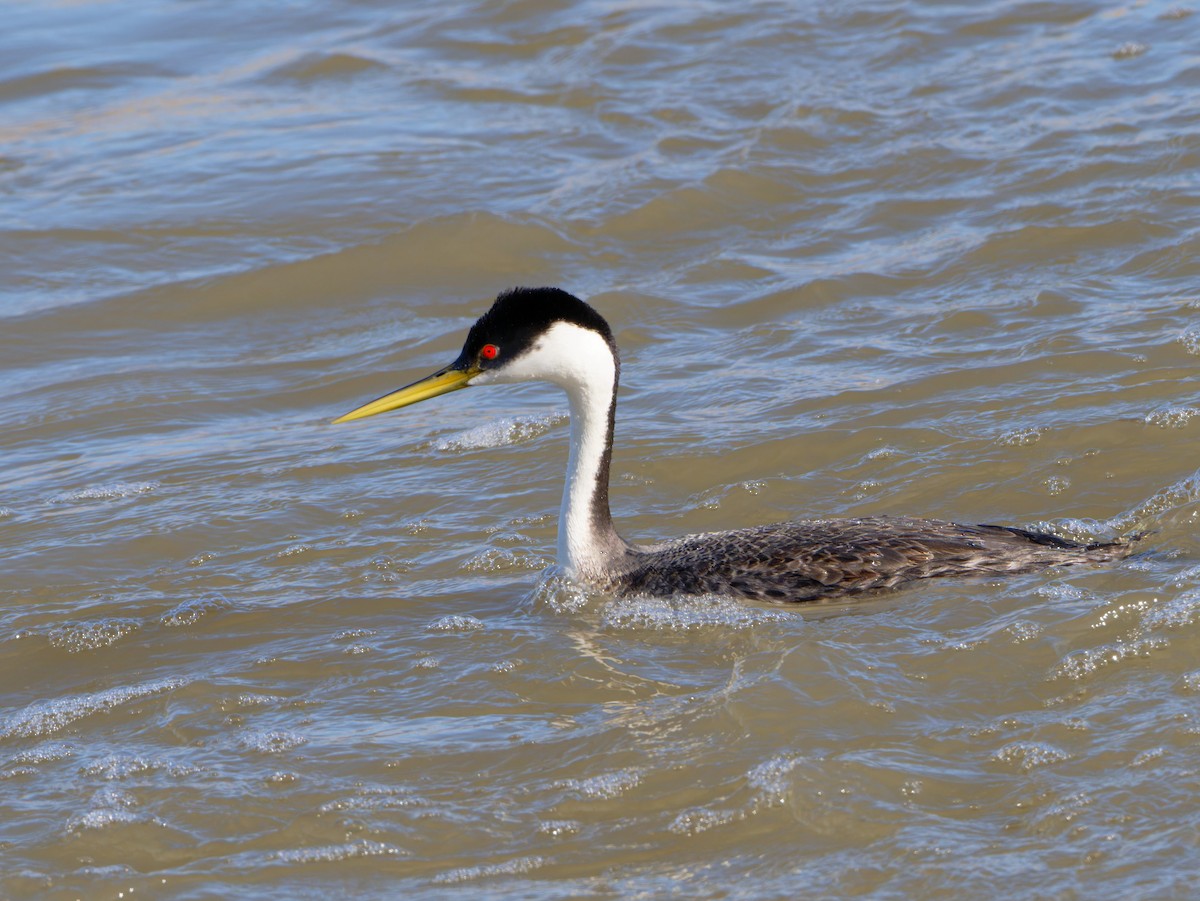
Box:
[481,344,499,360]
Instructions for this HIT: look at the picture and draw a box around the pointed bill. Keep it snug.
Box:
[332,365,474,424]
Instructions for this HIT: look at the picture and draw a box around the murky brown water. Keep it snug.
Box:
[3,1,1200,898]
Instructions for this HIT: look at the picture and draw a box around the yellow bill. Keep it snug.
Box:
[333,365,475,424]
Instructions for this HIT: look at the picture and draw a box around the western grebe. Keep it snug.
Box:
[334,287,1135,603]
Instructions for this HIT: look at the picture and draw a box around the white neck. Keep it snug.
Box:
[471,321,626,578]
[557,350,620,576]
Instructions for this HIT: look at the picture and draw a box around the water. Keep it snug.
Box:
[3,1,1199,897]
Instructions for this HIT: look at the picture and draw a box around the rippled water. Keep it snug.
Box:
[3,1,1200,898]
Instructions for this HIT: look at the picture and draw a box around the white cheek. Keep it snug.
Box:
[471,352,543,385]
[470,322,613,391]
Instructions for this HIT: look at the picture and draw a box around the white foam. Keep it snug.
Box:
[1179,326,1200,355]
[537,819,580,837]
[426,614,484,632]
[318,787,426,813]
[1132,747,1166,767]
[80,753,196,780]
[1051,638,1168,681]
[431,855,544,885]
[434,412,566,451]
[602,594,790,631]
[238,730,308,754]
[333,628,377,641]
[527,569,596,613]
[1141,589,1200,631]
[0,678,185,740]
[65,787,142,834]
[992,742,1071,771]
[671,755,801,837]
[270,840,401,864]
[161,594,231,627]
[747,755,802,802]
[997,427,1042,446]
[558,768,642,800]
[223,693,286,710]
[46,481,159,504]
[48,618,140,652]
[274,543,313,559]
[1145,406,1200,428]
[1113,469,1200,531]
[66,807,142,833]
[6,742,75,766]
[461,547,550,573]
[1005,621,1042,642]
[669,806,744,835]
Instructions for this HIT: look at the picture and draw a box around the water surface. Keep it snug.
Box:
[3,1,1200,898]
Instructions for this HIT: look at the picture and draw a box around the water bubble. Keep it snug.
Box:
[997,427,1042,447]
[0,678,185,740]
[1112,42,1148,59]
[66,807,142,833]
[80,755,156,780]
[558,768,642,800]
[602,594,789,630]
[426,614,485,632]
[1131,747,1165,767]
[239,731,308,754]
[1141,589,1200,630]
[1052,638,1167,681]
[1043,476,1070,496]
[6,742,75,767]
[848,479,882,499]
[992,742,1070,771]
[528,570,595,613]
[538,820,579,837]
[1091,598,1151,629]
[434,413,566,451]
[318,787,426,813]
[270,840,400,863]
[1006,621,1042,642]
[431,855,543,885]
[48,618,140,652]
[45,481,159,505]
[670,806,742,835]
[161,594,231,627]
[747,755,801,801]
[333,629,376,641]
[275,543,313,559]
[1144,406,1200,428]
[461,547,549,573]
[223,693,285,710]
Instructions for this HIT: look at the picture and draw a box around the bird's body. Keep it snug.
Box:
[600,517,1129,603]
[335,287,1135,603]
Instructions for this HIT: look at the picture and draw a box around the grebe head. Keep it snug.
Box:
[333,287,617,424]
